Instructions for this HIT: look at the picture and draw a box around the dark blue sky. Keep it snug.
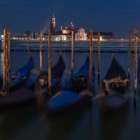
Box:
[0,0,140,38]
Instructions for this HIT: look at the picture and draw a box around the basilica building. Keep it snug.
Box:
[75,28,87,40]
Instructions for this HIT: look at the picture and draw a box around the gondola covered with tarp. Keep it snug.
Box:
[45,56,95,117]
[37,55,66,95]
[103,56,129,93]
[0,56,34,92]
[0,56,36,108]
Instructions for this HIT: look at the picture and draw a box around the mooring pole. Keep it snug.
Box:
[48,29,52,96]
[8,32,10,73]
[71,31,74,79]
[134,28,138,99]
[3,28,10,95]
[128,29,132,80]
[89,28,93,97]
[40,32,43,73]
[27,36,30,59]
[98,32,101,86]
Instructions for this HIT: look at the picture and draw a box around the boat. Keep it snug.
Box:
[101,56,129,110]
[101,91,129,111]
[0,56,35,108]
[0,56,34,92]
[66,56,94,92]
[9,56,34,89]
[0,87,35,108]
[103,56,129,94]
[37,55,66,95]
[45,56,95,117]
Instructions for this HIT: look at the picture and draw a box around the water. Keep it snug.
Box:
[0,40,140,140]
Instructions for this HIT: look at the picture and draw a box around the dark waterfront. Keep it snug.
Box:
[0,40,140,140]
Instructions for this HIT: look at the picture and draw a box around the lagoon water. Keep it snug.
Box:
[0,40,140,140]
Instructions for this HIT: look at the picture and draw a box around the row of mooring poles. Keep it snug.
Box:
[3,28,10,95]
[134,28,138,99]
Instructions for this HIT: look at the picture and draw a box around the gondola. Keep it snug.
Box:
[37,55,66,95]
[45,56,95,117]
[66,56,94,92]
[100,90,129,111]
[0,56,35,108]
[103,56,129,94]
[0,87,35,108]
[101,56,129,110]
[0,56,34,91]
[9,56,34,89]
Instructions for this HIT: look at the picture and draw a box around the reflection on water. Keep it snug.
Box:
[0,41,140,140]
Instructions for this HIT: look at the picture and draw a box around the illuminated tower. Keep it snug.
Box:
[50,12,56,33]
[70,22,74,30]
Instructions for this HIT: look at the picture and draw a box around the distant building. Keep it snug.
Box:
[11,31,44,40]
[50,12,56,33]
[44,22,77,41]
[87,32,115,40]
[75,28,87,40]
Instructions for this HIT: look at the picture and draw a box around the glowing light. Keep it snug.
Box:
[1,35,4,39]
[100,36,103,41]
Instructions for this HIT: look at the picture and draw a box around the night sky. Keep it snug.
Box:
[0,0,140,38]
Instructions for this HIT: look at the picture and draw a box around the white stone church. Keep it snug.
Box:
[75,28,87,40]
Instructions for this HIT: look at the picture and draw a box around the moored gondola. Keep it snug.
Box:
[0,56,34,92]
[103,56,129,94]
[37,55,66,95]
[0,56,36,108]
[0,87,35,108]
[9,56,34,90]
[45,56,95,117]
[101,56,129,110]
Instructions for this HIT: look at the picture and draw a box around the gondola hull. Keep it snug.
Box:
[0,88,35,108]
[0,56,35,108]
[45,56,94,117]
[46,90,91,117]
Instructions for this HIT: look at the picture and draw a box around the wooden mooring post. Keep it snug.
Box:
[128,29,132,80]
[40,32,43,73]
[8,31,10,73]
[71,31,74,78]
[48,29,52,96]
[134,28,138,99]
[98,32,101,86]
[3,28,10,95]
[89,28,93,97]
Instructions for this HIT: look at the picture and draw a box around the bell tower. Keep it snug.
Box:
[50,11,56,33]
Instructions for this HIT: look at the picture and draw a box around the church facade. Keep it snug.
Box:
[75,28,87,40]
